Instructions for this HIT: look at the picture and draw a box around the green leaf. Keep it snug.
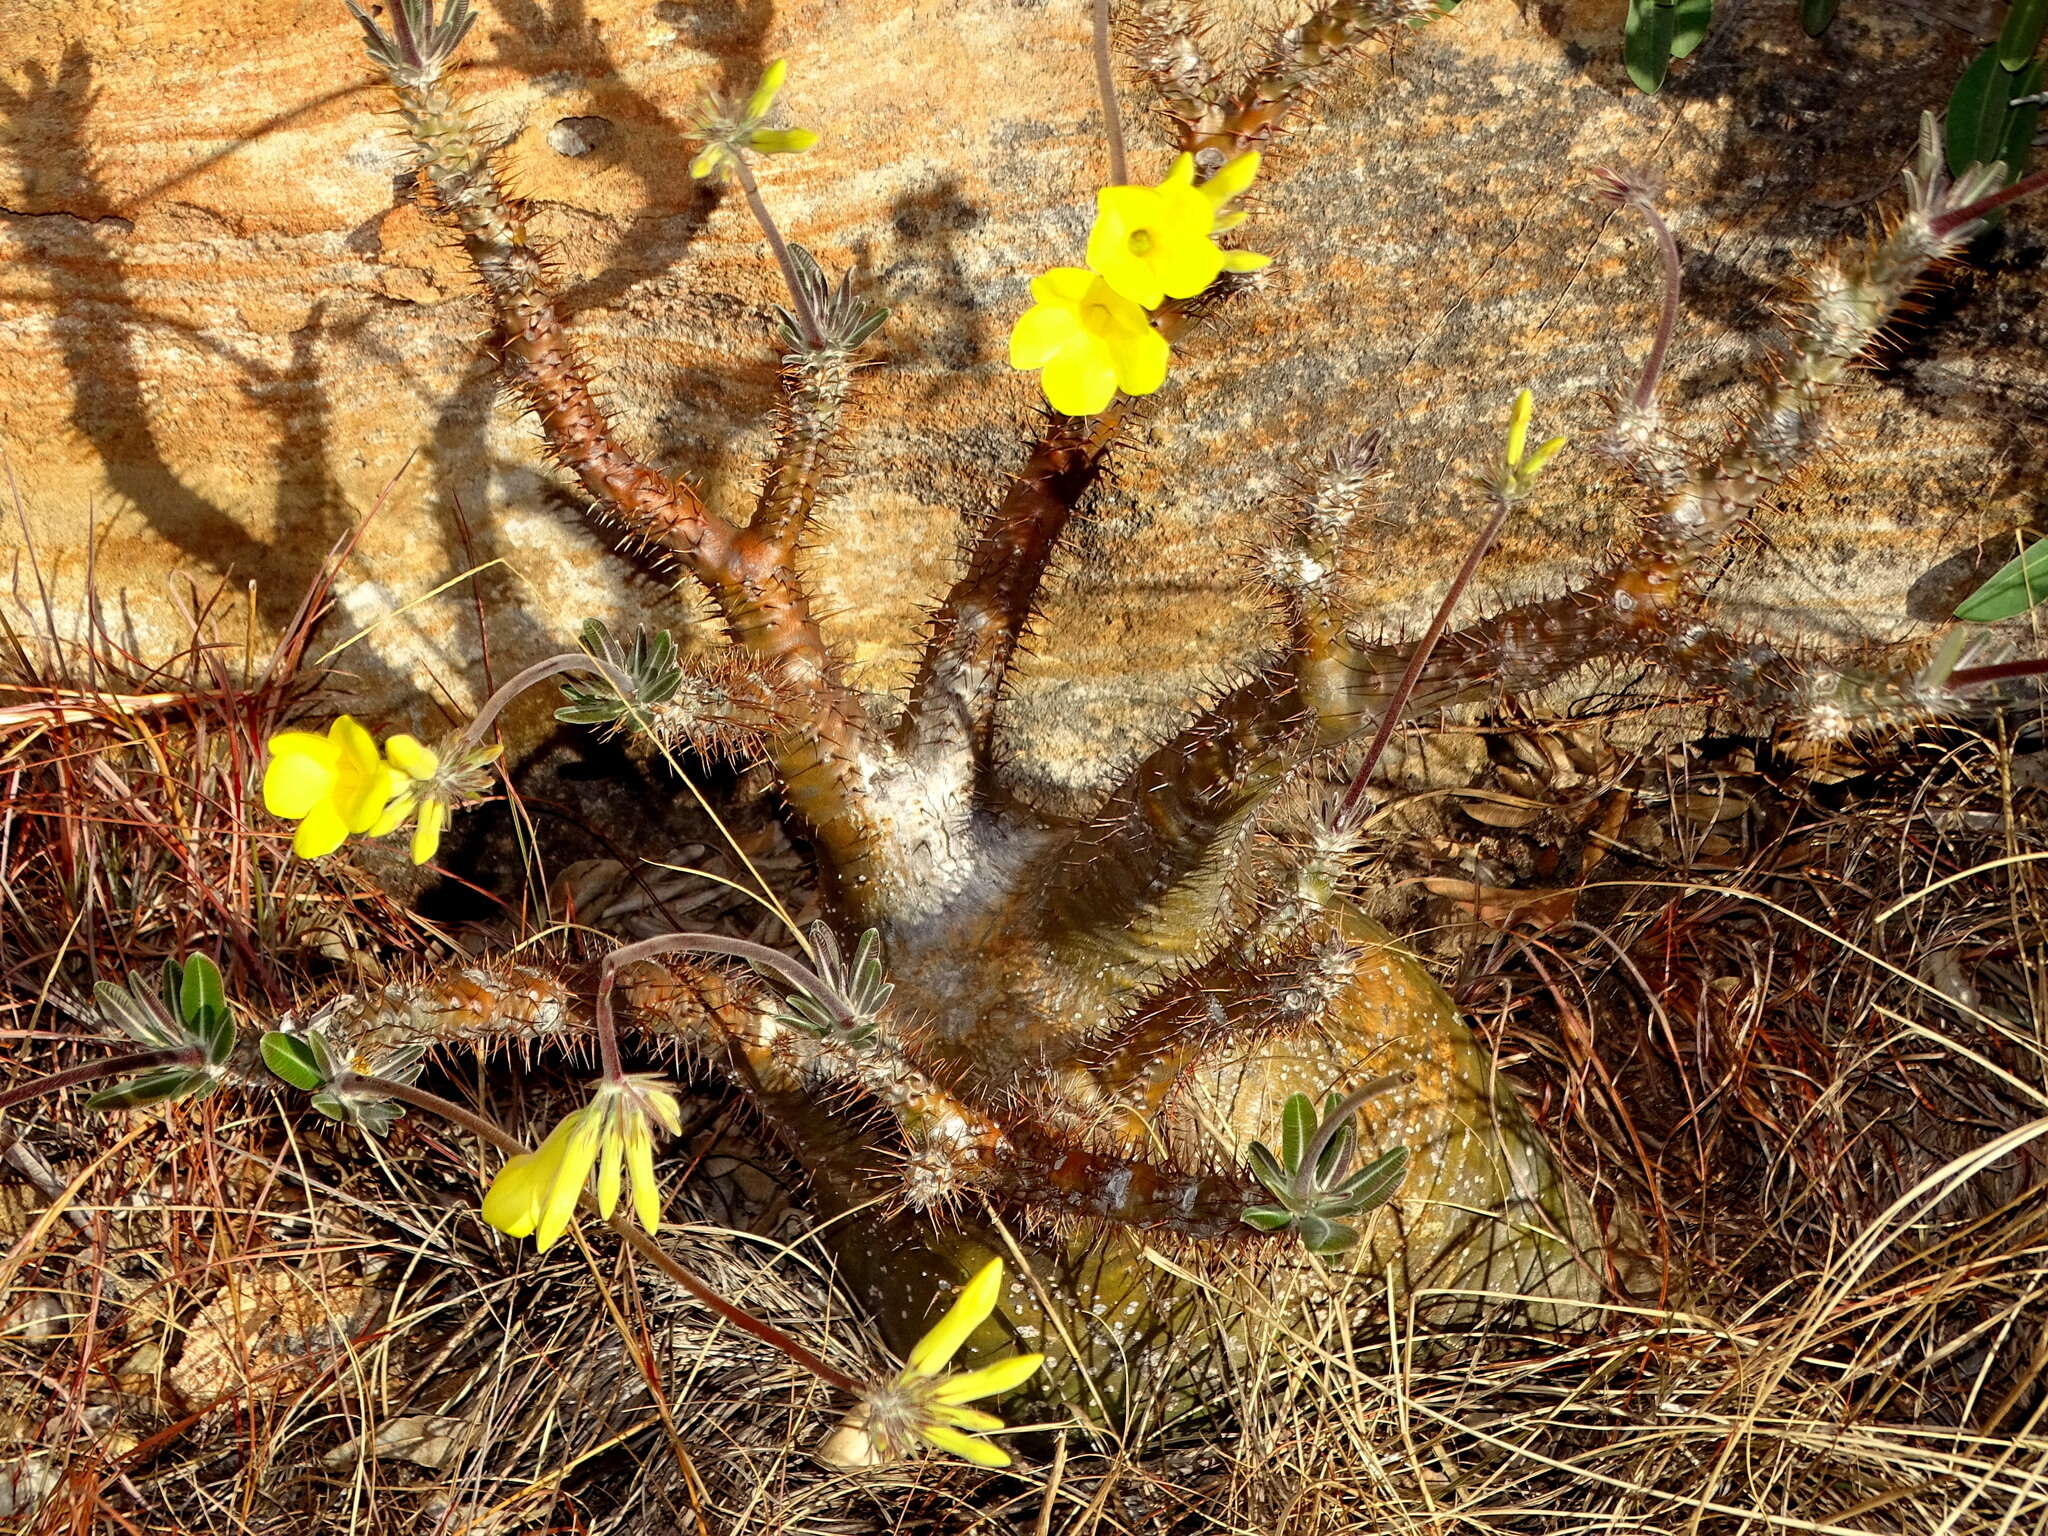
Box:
[86,1067,204,1111]
[2000,0,2048,73]
[1669,0,1712,60]
[1314,1113,1356,1186]
[1624,0,1676,94]
[1956,535,2048,621]
[1246,1140,1289,1197]
[1799,0,1839,38]
[1242,1205,1294,1232]
[1997,59,2045,182]
[178,954,224,1031]
[1279,1093,1315,1174]
[1948,46,2021,180]
[261,1031,325,1092]
[1337,1146,1411,1216]
[94,978,180,1050]
[1296,1214,1360,1255]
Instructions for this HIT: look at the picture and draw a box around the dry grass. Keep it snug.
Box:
[4,526,2046,1532]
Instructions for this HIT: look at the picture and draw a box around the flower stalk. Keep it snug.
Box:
[350,1072,863,1394]
[0,1049,199,1117]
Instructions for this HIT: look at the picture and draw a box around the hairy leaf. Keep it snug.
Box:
[86,1067,206,1112]
[261,1031,324,1092]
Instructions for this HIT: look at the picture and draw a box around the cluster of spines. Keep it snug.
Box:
[1125,0,1223,136]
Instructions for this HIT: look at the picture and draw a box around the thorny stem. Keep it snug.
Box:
[1331,495,1513,832]
[351,1073,864,1395]
[449,652,639,757]
[731,155,826,352]
[1094,0,1129,186]
[0,1049,196,1116]
[598,933,857,1046]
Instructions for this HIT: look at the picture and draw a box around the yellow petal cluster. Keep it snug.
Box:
[690,59,819,181]
[823,1257,1045,1469]
[263,718,496,865]
[1009,152,1266,416]
[1495,387,1568,500]
[480,1076,683,1252]
[262,717,399,859]
[1007,269,1169,418]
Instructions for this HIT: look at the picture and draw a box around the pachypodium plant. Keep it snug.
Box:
[299,0,2048,1417]
[23,0,2048,1471]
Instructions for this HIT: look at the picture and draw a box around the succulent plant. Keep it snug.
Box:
[309,0,2044,1415]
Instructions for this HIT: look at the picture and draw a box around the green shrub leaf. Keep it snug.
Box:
[1948,46,2021,179]
[1625,0,1677,94]
[1956,535,2048,621]
[2000,0,2048,73]
[1799,0,1839,37]
[1669,0,1713,60]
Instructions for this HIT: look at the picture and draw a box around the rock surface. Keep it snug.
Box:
[2,0,2042,796]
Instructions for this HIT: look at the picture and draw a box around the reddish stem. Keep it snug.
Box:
[1331,496,1513,832]
[1947,658,2048,689]
[1931,165,2048,239]
[0,1049,196,1116]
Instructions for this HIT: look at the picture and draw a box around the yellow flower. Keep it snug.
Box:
[1007,267,1169,416]
[822,1257,1045,1469]
[262,716,400,859]
[689,58,819,181]
[1496,387,1568,500]
[480,1076,683,1251]
[1084,153,1269,310]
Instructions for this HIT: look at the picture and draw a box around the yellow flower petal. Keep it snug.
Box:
[931,1351,1045,1403]
[1107,323,1169,399]
[596,1117,624,1220]
[330,717,396,832]
[1506,388,1534,468]
[1160,151,1196,193]
[907,1258,1005,1377]
[1007,302,1080,369]
[744,58,787,120]
[1152,236,1223,302]
[384,733,439,782]
[1030,266,1097,305]
[927,1402,1006,1432]
[626,1114,661,1232]
[1522,434,1568,480]
[535,1110,602,1252]
[1221,249,1271,273]
[369,788,416,839]
[262,746,336,819]
[1200,150,1261,212]
[690,143,729,180]
[918,1423,1011,1468]
[481,1150,547,1238]
[410,799,447,865]
[748,127,817,155]
[291,802,349,859]
[1040,348,1119,416]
